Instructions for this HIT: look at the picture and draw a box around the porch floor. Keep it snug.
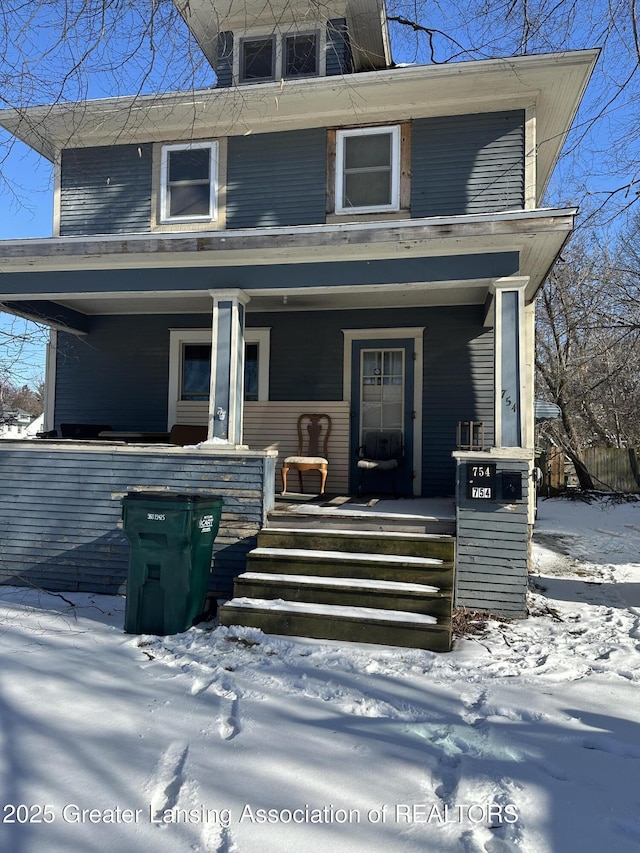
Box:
[269,494,456,535]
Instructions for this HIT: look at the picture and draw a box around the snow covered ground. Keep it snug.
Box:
[0,495,639,853]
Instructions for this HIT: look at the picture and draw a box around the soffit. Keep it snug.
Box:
[0,50,598,201]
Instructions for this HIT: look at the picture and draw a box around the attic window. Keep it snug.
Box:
[284,33,318,77]
[160,142,217,222]
[335,126,401,214]
[240,36,276,82]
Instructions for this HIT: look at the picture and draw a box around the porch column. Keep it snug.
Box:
[208,289,250,446]
[492,276,529,448]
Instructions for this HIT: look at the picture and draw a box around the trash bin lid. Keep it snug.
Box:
[123,491,223,503]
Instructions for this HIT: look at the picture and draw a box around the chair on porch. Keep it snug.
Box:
[281,413,331,495]
[357,430,403,496]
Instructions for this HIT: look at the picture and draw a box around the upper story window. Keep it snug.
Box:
[160,142,218,222]
[335,126,401,214]
[283,33,318,78]
[240,36,276,82]
[237,30,320,84]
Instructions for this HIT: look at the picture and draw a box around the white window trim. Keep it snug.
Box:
[160,141,218,224]
[234,26,326,84]
[168,327,270,428]
[335,125,401,215]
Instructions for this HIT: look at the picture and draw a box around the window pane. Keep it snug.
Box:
[169,184,210,218]
[285,34,317,77]
[362,350,381,377]
[168,148,210,183]
[242,38,274,80]
[344,133,392,170]
[244,342,259,401]
[384,350,403,376]
[344,171,391,208]
[182,344,211,400]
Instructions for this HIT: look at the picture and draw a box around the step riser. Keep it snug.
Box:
[245,555,454,589]
[234,578,452,620]
[219,606,452,652]
[258,529,455,561]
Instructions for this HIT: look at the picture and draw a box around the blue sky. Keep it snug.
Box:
[0,2,637,385]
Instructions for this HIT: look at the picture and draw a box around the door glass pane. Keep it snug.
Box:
[360,348,404,439]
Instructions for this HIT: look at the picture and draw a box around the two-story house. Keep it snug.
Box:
[0,0,597,648]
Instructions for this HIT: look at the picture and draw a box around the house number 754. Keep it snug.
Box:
[501,388,518,413]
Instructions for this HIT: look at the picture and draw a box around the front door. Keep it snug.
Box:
[349,338,415,496]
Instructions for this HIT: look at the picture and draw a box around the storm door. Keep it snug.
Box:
[349,339,415,495]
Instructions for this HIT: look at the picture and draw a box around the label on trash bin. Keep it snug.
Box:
[147,512,166,521]
[199,514,214,534]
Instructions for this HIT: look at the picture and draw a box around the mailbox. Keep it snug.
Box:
[501,471,523,501]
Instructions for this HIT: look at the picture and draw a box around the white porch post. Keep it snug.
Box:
[492,276,529,448]
[207,289,250,446]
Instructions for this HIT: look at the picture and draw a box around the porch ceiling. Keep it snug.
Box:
[30,279,494,316]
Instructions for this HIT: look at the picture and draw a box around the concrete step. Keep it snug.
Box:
[219,597,453,652]
[245,547,454,589]
[233,571,452,619]
[258,526,455,561]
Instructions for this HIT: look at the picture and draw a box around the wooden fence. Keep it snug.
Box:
[582,448,640,493]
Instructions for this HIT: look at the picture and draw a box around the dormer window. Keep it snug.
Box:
[160,142,218,223]
[240,36,276,82]
[284,33,318,78]
[236,30,321,84]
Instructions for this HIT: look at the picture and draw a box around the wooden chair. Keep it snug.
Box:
[282,413,331,495]
[357,430,403,496]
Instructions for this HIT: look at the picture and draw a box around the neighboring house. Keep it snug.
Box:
[0,0,598,644]
[0,409,42,439]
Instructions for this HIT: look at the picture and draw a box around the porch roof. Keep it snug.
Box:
[0,208,575,327]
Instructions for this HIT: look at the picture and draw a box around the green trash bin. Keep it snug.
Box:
[122,491,223,635]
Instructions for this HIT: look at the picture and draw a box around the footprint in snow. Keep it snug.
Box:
[148,741,189,822]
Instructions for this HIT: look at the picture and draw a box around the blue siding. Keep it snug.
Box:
[216,31,234,87]
[226,129,327,228]
[326,19,353,75]
[411,111,525,217]
[0,445,272,595]
[60,144,152,235]
[54,314,209,432]
[455,457,530,616]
